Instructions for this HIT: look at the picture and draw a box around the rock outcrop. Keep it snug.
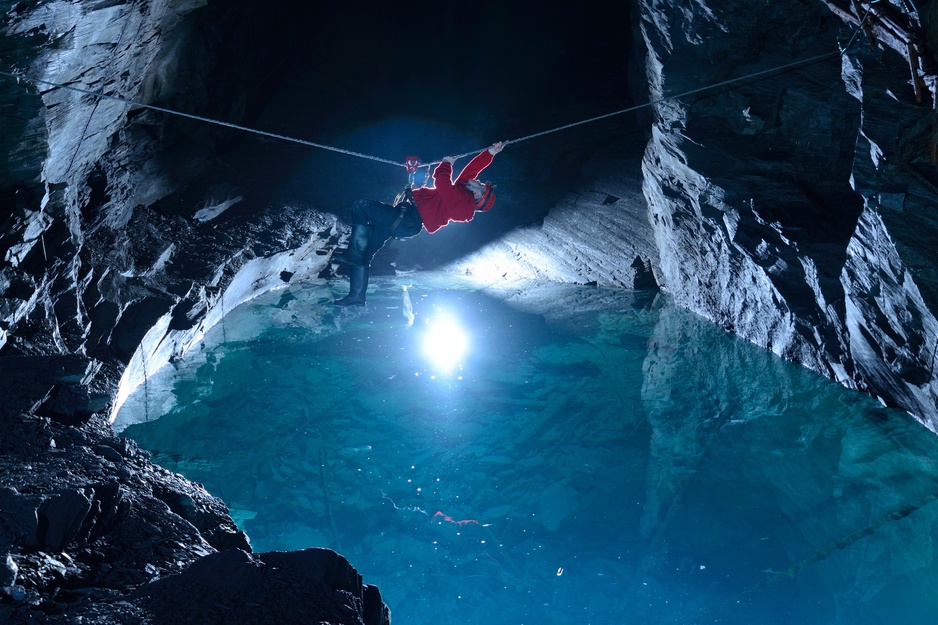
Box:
[638,0,938,429]
[1,1,384,621]
[0,408,388,624]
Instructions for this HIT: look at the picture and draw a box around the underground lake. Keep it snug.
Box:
[113,274,938,625]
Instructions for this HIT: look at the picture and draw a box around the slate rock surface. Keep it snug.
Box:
[0,409,388,624]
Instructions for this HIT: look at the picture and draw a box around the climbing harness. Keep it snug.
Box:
[389,186,421,239]
[0,9,875,177]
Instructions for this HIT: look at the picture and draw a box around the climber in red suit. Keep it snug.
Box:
[333,141,505,306]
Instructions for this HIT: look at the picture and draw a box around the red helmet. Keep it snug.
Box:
[473,182,496,212]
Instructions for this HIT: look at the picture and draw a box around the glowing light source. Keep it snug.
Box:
[422,316,469,372]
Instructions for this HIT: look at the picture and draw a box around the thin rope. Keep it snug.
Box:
[443,51,862,163]
[0,11,871,171]
[437,10,873,164]
[0,69,405,168]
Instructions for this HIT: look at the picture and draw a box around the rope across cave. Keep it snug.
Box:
[0,8,873,170]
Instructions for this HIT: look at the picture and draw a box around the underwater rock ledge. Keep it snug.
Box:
[0,408,390,624]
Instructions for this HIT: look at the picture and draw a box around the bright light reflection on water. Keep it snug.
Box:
[421,312,469,374]
[117,276,938,625]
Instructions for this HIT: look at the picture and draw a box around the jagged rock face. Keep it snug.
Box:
[0,409,389,625]
[0,2,382,620]
[638,0,938,428]
[1,1,344,408]
[5,0,938,619]
[0,372,388,623]
[0,410,247,593]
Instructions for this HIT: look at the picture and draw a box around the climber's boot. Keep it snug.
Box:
[334,264,369,306]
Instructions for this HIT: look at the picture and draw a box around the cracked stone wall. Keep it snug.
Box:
[1,1,338,411]
[638,0,938,430]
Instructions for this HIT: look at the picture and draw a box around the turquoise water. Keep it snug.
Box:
[117,276,938,625]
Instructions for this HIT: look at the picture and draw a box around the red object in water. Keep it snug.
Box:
[433,510,479,526]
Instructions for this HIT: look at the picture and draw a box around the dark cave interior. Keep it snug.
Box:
[144,1,643,269]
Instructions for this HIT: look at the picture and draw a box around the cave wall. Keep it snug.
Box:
[12,0,935,429]
[1,0,338,411]
[638,0,938,430]
[1,2,368,620]
[5,0,938,618]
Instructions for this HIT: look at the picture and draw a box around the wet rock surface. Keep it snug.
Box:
[0,408,388,624]
[638,0,938,427]
[132,549,389,625]
[449,149,661,290]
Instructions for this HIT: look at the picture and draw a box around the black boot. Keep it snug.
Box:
[334,264,369,306]
[333,223,372,266]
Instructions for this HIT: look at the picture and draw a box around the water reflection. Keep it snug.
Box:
[420,312,469,374]
[117,276,938,625]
